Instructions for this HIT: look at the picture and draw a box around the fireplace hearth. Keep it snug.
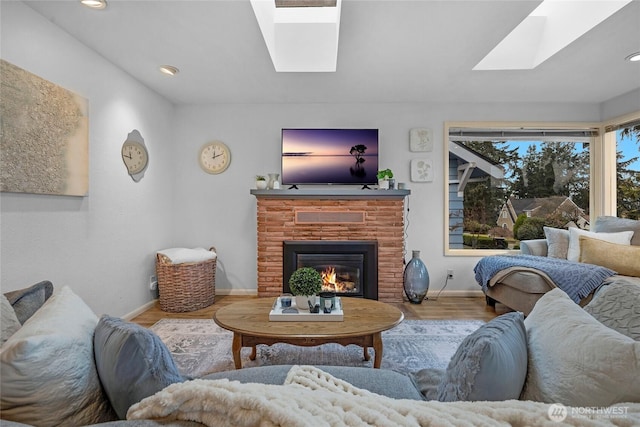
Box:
[283,240,378,299]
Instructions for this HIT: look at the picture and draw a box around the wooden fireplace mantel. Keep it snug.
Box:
[252,188,409,303]
[250,189,410,199]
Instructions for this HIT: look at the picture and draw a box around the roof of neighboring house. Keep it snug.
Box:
[508,196,584,218]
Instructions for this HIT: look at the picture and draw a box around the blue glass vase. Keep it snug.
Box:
[403,250,429,304]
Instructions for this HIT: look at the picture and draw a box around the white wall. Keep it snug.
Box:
[0,2,176,317]
[601,88,640,121]
[172,102,601,296]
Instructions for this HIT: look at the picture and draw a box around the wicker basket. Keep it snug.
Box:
[156,246,216,312]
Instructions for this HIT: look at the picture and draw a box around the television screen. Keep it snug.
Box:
[281,128,379,186]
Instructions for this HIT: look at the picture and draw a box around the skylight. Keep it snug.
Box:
[251,0,342,72]
[474,0,632,70]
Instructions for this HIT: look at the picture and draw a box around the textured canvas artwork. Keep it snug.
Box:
[1,60,89,196]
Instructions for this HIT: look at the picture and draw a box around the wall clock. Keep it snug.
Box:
[199,140,231,174]
[121,130,148,182]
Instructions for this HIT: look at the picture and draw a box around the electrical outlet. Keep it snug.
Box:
[447,270,454,279]
[149,275,158,291]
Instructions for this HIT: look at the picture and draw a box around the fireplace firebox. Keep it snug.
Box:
[283,240,378,299]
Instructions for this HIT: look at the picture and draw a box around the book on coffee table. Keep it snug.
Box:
[269,297,344,322]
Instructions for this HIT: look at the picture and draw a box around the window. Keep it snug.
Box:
[605,116,640,219]
[445,122,597,255]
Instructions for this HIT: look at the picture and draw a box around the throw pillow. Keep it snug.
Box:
[566,228,633,262]
[543,226,570,259]
[520,288,640,406]
[594,216,640,246]
[3,280,53,324]
[1,294,21,346]
[94,315,186,419]
[436,311,528,402]
[0,286,116,426]
[584,278,640,340]
[579,236,640,277]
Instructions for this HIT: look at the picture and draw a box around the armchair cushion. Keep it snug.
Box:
[594,216,640,246]
[94,315,186,419]
[435,311,528,402]
[0,286,116,426]
[1,294,21,346]
[543,227,569,259]
[3,280,53,324]
[521,288,640,406]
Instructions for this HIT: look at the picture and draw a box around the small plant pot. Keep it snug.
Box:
[378,179,389,190]
[256,180,267,189]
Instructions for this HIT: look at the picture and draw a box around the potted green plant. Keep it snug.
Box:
[376,169,394,189]
[288,267,323,308]
[255,175,267,189]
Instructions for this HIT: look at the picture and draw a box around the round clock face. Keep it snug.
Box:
[199,141,231,174]
[121,141,149,175]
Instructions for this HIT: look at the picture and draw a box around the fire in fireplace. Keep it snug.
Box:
[283,240,378,299]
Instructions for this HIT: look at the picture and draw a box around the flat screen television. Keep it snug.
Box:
[281,128,379,187]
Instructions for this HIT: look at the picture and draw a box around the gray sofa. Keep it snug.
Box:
[482,216,640,315]
[2,278,639,426]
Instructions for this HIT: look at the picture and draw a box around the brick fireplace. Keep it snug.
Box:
[251,189,409,303]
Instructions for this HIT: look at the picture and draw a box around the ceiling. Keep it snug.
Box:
[24,0,640,106]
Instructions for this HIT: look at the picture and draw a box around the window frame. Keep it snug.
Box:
[443,121,601,257]
[601,111,640,217]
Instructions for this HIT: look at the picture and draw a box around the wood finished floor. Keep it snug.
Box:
[131,295,507,328]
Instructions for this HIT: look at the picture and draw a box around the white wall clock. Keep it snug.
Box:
[199,140,231,174]
[409,128,433,152]
[410,158,434,182]
[121,130,148,182]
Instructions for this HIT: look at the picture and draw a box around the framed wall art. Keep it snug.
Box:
[409,128,433,152]
[410,158,434,182]
[0,59,89,196]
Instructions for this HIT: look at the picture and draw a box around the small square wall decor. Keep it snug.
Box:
[409,128,433,152]
[411,158,434,182]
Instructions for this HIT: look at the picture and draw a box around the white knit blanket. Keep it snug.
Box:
[127,365,640,427]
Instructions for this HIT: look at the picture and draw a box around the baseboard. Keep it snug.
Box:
[215,288,258,296]
[424,289,485,298]
[122,300,156,321]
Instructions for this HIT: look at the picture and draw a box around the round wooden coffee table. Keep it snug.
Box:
[213,297,403,369]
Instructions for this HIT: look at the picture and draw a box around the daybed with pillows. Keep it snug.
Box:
[476,216,640,315]
[2,281,639,426]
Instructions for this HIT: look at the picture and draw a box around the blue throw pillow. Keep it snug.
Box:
[436,311,527,401]
[93,315,186,419]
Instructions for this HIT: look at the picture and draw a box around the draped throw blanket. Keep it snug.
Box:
[127,365,640,427]
[474,255,616,303]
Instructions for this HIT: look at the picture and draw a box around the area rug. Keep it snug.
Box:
[150,319,484,378]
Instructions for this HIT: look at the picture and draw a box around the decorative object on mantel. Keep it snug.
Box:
[403,250,430,304]
[267,173,280,189]
[409,128,433,152]
[255,175,267,189]
[410,158,434,182]
[1,59,89,196]
[288,267,323,310]
[121,130,149,183]
[376,168,394,189]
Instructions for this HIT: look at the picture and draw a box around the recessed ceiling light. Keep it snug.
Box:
[159,65,179,76]
[625,52,640,62]
[80,0,107,10]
